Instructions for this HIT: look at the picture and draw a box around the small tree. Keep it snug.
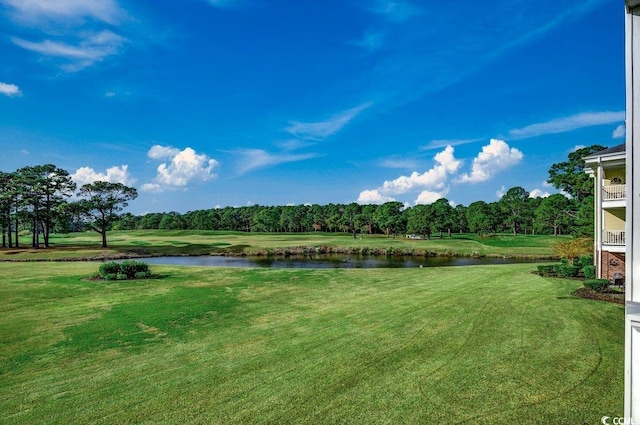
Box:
[75,181,138,248]
[554,237,593,265]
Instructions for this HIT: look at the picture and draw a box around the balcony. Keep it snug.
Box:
[603,230,626,246]
[602,184,626,201]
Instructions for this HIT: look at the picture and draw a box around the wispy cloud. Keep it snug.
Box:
[508,111,625,140]
[352,31,385,53]
[286,102,373,140]
[357,1,608,109]
[0,0,126,26]
[420,138,483,151]
[0,82,22,97]
[13,31,126,71]
[379,158,419,169]
[3,0,129,72]
[233,149,319,175]
[369,0,423,22]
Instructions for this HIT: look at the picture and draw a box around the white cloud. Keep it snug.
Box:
[508,111,625,140]
[496,185,506,199]
[529,189,551,198]
[613,124,626,139]
[458,139,523,183]
[286,102,373,140]
[1,0,126,25]
[0,82,22,97]
[233,149,318,175]
[13,30,125,72]
[415,190,445,205]
[357,145,462,204]
[571,144,586,152]
[147,145,181,160]
[71,165,136,186]
[144,145,218,191]
[357,189,396,205]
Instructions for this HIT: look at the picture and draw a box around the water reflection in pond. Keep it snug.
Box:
[137,255,546,269]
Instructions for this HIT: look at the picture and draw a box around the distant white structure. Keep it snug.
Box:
[625,0,640,420]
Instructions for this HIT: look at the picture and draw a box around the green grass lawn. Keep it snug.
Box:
[0,262,623,424]
[0,230,568,261]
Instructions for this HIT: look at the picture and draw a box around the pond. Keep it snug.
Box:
[135,255,547,269]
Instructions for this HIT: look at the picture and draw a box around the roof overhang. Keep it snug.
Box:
[628,0,640,10]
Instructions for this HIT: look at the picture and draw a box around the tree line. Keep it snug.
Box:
[111,187,583,238]
[1,145,603,246]
[114,145,603,238]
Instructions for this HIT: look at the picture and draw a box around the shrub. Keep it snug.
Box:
[119,260,150,279]
[558,264,580,278]
[584,279,610,292]
[583,264,596,280]
[98,260,151,280]
[577,255,594,269]
[537,265,556,276]
[99,261,121,277]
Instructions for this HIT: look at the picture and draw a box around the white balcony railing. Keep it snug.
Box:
[603,230,626,245]
[602,184,626,201]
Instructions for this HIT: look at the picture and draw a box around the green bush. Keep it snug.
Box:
[98,260,151,280]
[537,265,556,276]
[557,263,580,278]
[583,264,596,280]
[99,261,121,277]
[119,260,150,279]
[578,255,594,269]
[584,279,610,292]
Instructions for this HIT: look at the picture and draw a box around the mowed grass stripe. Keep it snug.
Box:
[0,263,623,424]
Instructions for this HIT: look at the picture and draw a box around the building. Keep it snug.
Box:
[584,143,626,283]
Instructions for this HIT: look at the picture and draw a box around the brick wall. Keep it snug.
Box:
[599,251,626,283]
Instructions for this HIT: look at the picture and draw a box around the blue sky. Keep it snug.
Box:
[0,0,625,214]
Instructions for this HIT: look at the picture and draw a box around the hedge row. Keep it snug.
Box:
[536,256,612,293]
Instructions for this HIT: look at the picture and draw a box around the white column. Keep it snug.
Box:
[625,1,640,421]
[597,161,603,279]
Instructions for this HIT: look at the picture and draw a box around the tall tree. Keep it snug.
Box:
[534,193,573,236]
[499,187,530,235]
[75,181,138,248]
[0,172,15,248]
[547,145,606,203]
[406,204,433,239]
[431,198,454,238]
[39,165,76,247]
[466,201,492,235]
[374,201,403,238]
